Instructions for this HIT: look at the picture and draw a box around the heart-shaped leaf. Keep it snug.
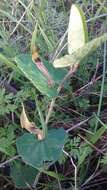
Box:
[68,4,88,54]
[15,54,67,97]
[10,161,38,189]
[16,128,67,168]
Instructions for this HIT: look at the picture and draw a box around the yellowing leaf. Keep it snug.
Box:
[68,4,88,54]
[53,33,107,68]
[31,23,38,54]
[20,103,44,140]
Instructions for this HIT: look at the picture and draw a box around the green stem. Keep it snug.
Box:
[36,99,47,136]
[95,42,106,131]
[45,64,79,124]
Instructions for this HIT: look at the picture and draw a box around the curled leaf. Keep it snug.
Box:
[20,103,44,140]
[68,4,88,54]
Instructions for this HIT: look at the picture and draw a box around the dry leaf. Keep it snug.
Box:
[20,103,44,140]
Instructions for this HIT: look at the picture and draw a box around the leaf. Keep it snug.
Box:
[87,117,107,144]
[31,23,38,53]
[15,54,56,98]
[68,4,88,54]
[36,100,47,137]
[20,103,33,132]
[15,54,67,98]
[16,128,67,168]
[20,103,44,140]
[40,169,65,180]
[53,33,107,68]
[10,161,38,189]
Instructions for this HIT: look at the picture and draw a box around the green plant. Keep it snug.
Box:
[14,4,107,188]
[10,160,38,189]
[0,125,16,156]
[0,88,17,116]
[0,1,107,189]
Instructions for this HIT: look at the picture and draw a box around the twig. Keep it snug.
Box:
[33,172,41,188]
[66,117,92,133]
[51,29,68,62]
[91,61,99,81]
[53,42,67,62]
[0,155,20,168]
[87,13,107,22]
[81,168,103,188]
[78,134,105,155]
[25,182,34,190]
[10,0,33,37]
[0,80,17,94]
[63,149,78,190]
[74,70,107,96]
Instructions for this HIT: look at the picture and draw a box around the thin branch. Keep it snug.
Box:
[51,29,68,62]
[63,149,78,190]
[66,117,92,133]
[78,134,105,155]
[0,155,20,168]
[74,70,107,96]
[33,172,41,188]
[10,0,33,37]
[87,13,107,22]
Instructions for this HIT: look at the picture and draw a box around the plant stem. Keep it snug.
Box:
[45,64,79,124]
[95,42,106,131]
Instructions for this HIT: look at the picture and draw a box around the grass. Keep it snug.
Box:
[0,0,107,190]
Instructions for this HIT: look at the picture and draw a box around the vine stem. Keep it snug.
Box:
[45,64,79,124]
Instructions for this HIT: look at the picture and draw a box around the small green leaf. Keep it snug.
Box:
[16,128,67,168]
[10,161,38,189]
[68,4,88,54]
[88,125,107,144]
